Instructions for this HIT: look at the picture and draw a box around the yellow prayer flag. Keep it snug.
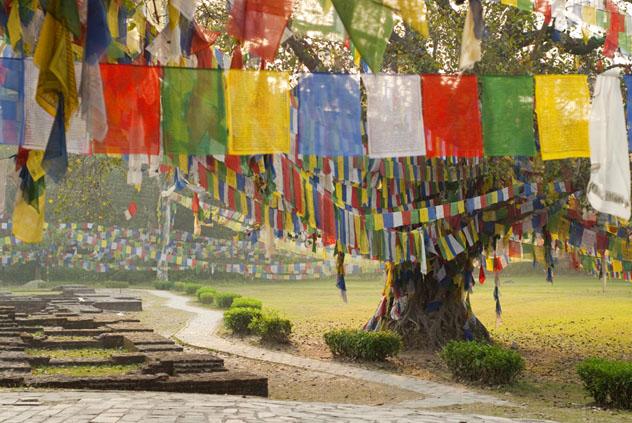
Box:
[383,0,429,37]
[27,151,46,181]
[12,190,45,244]
[501,0,518,6]
[419,208,429,223]
[226,70,290,155]
[535,75,590,160]
[373,214,384,231]
[7,3,22,49]
[582,6,597,26]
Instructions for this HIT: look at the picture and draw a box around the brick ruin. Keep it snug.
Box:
[0,285,267,397]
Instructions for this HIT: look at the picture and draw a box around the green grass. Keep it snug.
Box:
[25,348,124,360]
[32,364,140,377]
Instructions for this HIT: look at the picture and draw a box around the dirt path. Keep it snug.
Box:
[149,289,510,409]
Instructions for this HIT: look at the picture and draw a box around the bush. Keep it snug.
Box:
[249,312,292,343]
[196,287,217,301]
[184,283,203,295]
[441,341,525,385]
[214,292,242,308]
[230,297,262,310]
[324,329,402,361]
[198,292,215,304]
[104,281,129,289]
[174,282,186,292]
[577,358,632,409]
[224,307,263,335]
[153,281,174,291]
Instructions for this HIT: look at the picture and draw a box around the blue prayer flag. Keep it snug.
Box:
[0,57,24,146]
[624,75,632,151]
[297,74,363,156]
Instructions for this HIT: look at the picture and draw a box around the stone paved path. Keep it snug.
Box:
[0,391,552,423]
[150,290,509,409]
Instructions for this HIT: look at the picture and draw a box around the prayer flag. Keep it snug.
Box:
[364,74,425,158]
[93,64,162,155]
[422,75,483,158]
[291,0,346,41]
[0,58,24,146]
[481,76,536,157]
[623,75,632,152]
[298,73,362,156]
[331,0,394,72]
[587,71,631,220]
[535,75,590,160]
[162,67,228,156]
[228,0,293,61]
[226,70,290,155]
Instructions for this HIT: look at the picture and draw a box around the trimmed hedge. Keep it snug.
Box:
[224,307,262,335]
[174,282,186,292]
[577,358,632,409]
[215,292,242,308]
[230,297,262,310]
[104,281,129,289]
[196,287,217,301]
[324,329,402,361]
[198,292,215,304]
[184,283,203,295]
[441,341,524,385]
[153,281,174,291]
[249,312,292,343]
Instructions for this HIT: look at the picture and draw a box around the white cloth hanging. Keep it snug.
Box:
[363,74,425,158]
[587,70,631,220]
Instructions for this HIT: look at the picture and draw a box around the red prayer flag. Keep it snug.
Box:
[227,0,293,62]
[94,64,161,155]
[604,0,623,58]
[421,75,483,158]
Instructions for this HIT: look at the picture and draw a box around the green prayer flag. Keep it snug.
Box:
[46,0,81,37]
[517,0,532,11]
[162,68,228,156]
[292,0,346,41]
[481,76,536,157]
[331,0,394,72]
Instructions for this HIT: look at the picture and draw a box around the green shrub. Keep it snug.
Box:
[104,281,129,289]
[174,282,186,292]
[230,297,262,310]
[214,292,242,308]
[153,281,174,291]
[196,287,217,301]
[441,341,524,385]
[224,307,262,335]
[184,283,203,295]
[249,311,292,343]
[324,329,402,361]
[577,358,632,409]
[198,292,215,304]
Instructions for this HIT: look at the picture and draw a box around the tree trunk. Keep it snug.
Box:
[373,259,490,350]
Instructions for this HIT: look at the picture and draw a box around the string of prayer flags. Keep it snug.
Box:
[481,76,536,157]
[364,74,425,158]
[422,75,483,158]
[297,73,362,156]
[331,0,394,73]
[162,67,228,156]
[226,70,290,155]
[92,64,162,155]
[0,58,24,146]
[587,71,631,220]
[535,75,591,160]
[228,0,294,62]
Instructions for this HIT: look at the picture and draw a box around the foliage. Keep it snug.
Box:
[224,307,263,335]
[196,286,217,301]
[324,329,402,361]
[184,283,203,295]
[32,364,141,377]
[249,311,292,344]
[577,358,632,409]
[174,282,186,292]
[441,340,525,385]
[214,292,242,308]
[230,297,263,310]
[153,280,174,291]
[198,292,215,304]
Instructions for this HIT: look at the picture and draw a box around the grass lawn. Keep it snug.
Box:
[32,364,141,377]
[25,348,125,360]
